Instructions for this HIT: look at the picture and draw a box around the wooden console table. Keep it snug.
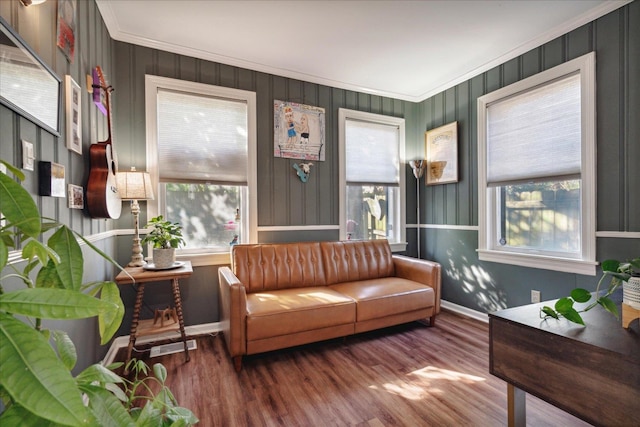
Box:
[115,261,193,373]
[489,294,639,427]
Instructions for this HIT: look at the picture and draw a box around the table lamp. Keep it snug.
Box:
[117,167,155,267]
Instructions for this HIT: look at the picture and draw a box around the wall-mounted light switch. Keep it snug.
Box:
[22,140,35,171]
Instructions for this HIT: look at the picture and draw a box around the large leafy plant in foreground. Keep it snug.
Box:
[1,160,197,426]
[0,160,125,425]
[540,257,640,325]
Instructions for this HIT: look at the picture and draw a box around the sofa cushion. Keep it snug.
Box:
[321,240,394,285]
[329,278,435,321]
[232,242,326,293]
[246,287,356,340]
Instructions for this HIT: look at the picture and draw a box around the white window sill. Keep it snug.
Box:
[477,249,597,276]
[175,251,231,267]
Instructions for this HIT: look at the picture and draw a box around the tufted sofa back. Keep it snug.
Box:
[231,242,326,293]
[231,240,395,293]
[320,240,394,285]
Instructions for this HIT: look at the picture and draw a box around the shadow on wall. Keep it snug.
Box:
[427,229,507,313]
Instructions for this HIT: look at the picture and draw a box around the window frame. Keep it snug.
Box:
[145,75,257,266]
[477,52,597,275]
[338,108,407,252]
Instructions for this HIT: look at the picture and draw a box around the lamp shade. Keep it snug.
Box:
[117,167,154,201]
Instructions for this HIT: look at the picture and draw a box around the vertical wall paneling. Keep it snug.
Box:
[417,3,639,313]
[1,0,119,368]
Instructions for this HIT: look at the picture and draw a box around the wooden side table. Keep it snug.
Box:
[115,261,193,373]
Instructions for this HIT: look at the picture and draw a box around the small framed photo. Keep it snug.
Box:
[65,75,82,154]
[425,121,458,185]
[38,161,66,197]
[68,184,84,209]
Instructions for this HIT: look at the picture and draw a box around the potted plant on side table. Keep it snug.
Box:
[142,216,185,269]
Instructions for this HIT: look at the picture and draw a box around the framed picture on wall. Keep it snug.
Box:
[68,184,84,209]
[425,121,458,185]
[274,100,325,161]
[65,75,82,154]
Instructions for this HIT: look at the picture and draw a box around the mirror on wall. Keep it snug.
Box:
[0,16,61,136]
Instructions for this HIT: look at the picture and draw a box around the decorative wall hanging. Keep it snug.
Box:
[425,121,458,185]
[293,162,313,183]
[65,75,82,154]
[67,184,84,209]
[274,100,325,161]
[56,0,76,62]
[38,161,65,197]
[0,17,61,136]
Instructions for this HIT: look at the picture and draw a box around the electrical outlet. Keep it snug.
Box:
[531,290,541,303]
[22,139,35,171]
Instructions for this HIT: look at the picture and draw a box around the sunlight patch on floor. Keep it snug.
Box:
[368,366,486,401]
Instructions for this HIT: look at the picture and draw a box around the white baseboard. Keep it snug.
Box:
[441,300,489,323]
[102,322,222,366]
[103,304,488,366]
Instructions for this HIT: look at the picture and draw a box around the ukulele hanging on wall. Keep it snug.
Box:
[86,66,122,219]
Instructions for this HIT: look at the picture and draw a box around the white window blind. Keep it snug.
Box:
[486,73,581,186]
[157,89,248,184]
[345,119,399,185]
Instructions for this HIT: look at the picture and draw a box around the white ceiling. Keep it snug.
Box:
[96,0,629,102]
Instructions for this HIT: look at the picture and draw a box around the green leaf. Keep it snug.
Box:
[80,384,135,427]
[561,308,585,325]
[0,313,91,426]
[153,363,167,384]
[36,260,64,289]
[0,238,7,272]
[53,330,77,371]
[570,288,592,303]
[554,297,575,313]
[134,400,164,427]
[0,171,41,238]
[75,363,124,387]
[598,297,619,318]
[0,403,59,427]
[97,281,125,344]
[541,306,559,319]
[601,259,620,273]
[165,406,199,426]
[0,288,117,320]
[48,226,83,291]
[22,239,60,267]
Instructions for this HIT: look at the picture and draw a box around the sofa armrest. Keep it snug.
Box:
[392,255,442,314]
[218,266,248,358]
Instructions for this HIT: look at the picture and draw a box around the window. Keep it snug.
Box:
[338,109,406,251]
[145,75,257,263]
[477,52,596,275]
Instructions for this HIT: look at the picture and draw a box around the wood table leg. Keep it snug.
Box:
[507,383,526,427]
[124,283,145,375]
[171,277,190,362]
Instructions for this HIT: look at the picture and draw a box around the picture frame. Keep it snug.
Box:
[65,75,82,154]
[425,121,458,185]
[0,17,61,136]
[38,161,66,198]
[67,184,84,209]
[274,100,325,161]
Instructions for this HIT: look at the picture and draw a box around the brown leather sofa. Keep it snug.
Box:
[218,239,441,371]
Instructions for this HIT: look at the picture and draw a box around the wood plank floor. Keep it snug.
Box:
[115,311,592,426]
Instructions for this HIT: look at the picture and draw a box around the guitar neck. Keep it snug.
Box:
[100,85,114,146]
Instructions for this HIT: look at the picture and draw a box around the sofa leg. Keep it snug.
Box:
[233,356,243,373]
[428,315,436,327]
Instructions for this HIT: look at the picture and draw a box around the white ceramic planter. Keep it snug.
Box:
[153,248,176,269]
[623,276,640,309]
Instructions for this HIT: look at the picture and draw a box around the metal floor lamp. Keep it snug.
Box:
[409,160,426,259]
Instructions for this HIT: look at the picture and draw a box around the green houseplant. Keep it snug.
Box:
[0,160,197,426]
[540,257,640,325]
[141,216,185,269]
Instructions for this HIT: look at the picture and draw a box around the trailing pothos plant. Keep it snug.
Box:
[0,160,197,426]
[540,257,640,325]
